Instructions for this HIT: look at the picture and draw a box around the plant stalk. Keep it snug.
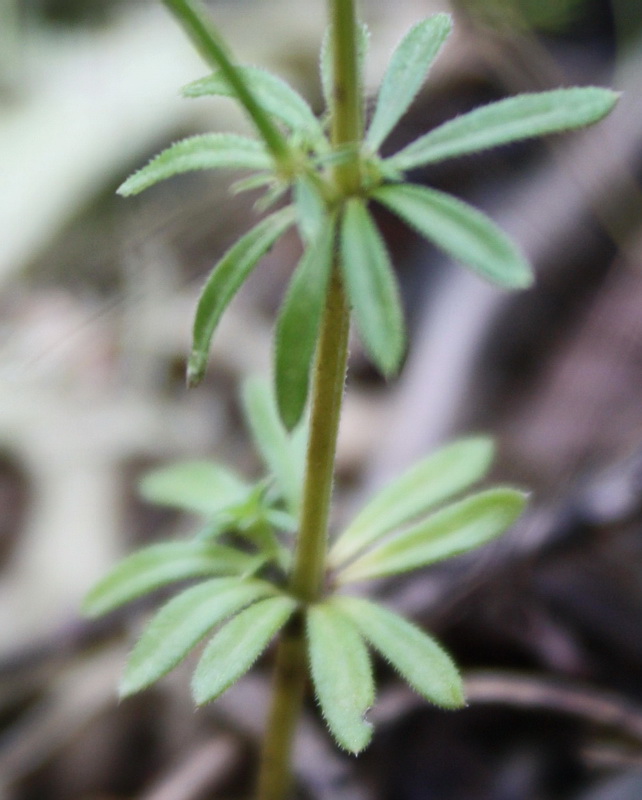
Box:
[162,0,291,164]
[257,0,361,795]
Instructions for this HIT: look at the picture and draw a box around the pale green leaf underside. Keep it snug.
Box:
[366,13,452,151]
[307,602,374,753]
[82,542,256,618]
[389,87,619,170]
[329,436,495,568]
[337,487,527,583]
[333,596,464,708]
[293,176,327,244]
[139,461,248,515]
[275,215,335,430]
[341,199,406,375]
[188,206,295,387]
[192,594,296,705]
[373,183,533,289]
[183,66,324,140]
[117,134,272,196]
[242,377,304,514]
[120,577,276,697]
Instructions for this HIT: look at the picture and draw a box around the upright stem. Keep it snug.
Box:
[257,0,361,797]
[162,0,291,164]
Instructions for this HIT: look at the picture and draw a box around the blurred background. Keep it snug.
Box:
[1,0,642,797]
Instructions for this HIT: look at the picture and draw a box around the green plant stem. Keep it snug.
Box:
[258,1,360,796]
[162,0,291,164]
[330,0,363,192]
[256,616,307,800]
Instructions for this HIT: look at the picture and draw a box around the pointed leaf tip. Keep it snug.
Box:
[333,597,465,709]
[366,13,452,151]
[340,199,406,375]
[117,134,273,197]
[119,577,276,697]
[307,603,374,753]
[192,594,296,705]
[374,184,534,290]
[329,435,496,568]
[389,86,620,170]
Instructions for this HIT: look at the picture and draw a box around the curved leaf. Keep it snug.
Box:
[340,199,406,374]
[329,436,494,568]
[373,183,533,289]
[187,205,295,387]
[337,487,527,584]
[139,461,248,515]
[82,541,257,618]
[117,134,272,196]
[242,377,304,514]
[192,594,296,704]
[366,14,452,151]
[120,577,275,697]
[388,87,619,170]
[307,602,374,753]
[333,596,464,708]
[183,66,324,140]
[275,215,335,430]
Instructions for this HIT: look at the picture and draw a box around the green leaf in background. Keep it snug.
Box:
[337,487,527,584]
[320,21,370,116]
[275,215,335,430]
[120,577,276,697]
[306,602,374,753]
[192,594,297,704]
[333,596,464,708]
[373,183,533,289]
[187,205,295,387]
[388,87,619,170]
[293,176,327,244]
[242,377,305,513]
[366,14,452,152]
[139,461,248,515]
[117,134,273,196]
[230,173,274,194]
[340,198,406,375]
[328,436,495,568]
[183,66,325,142]
[82,541,257,618]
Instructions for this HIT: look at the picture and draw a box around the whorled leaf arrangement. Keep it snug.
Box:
[84,379,525,751]
[85,4,618,758]
[117,11,616,430]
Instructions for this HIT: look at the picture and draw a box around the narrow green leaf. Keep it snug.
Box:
[293,176,327,244]
[320,22,370,115]
[388,87,619,170]
[192,594,296,704]
[120,577,276,697]
[329,436,495,568]
[82,541,257,618]
[307,602,374,753]
[183,66,325,140]
[333,596,464,708]
[373,183,533,289]
[187,205,295,387]
[337,488,527,584]
[230,173,273,194]
[340,199,406,374]
[366,14,452,151]
[117,134,272,196]
[139,461,248,515]
[275,216,335,430]
[242,377,304,513]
